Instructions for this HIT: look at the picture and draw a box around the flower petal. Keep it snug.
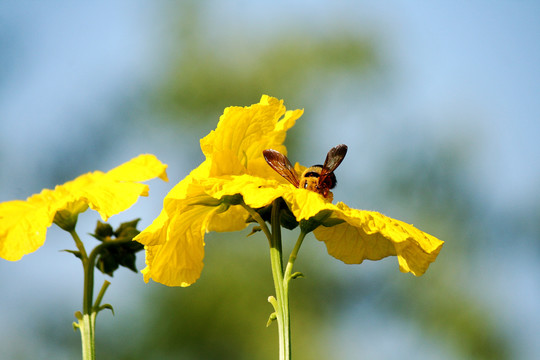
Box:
[61,154,168,221]
[208,174,289,209]
[64,173,151,221]
[0,154,168,260]
[313,202,443,276]
[140,204,217,287]
[283,188,336,221]
[207,205,249,232]
[106,154,169,182]
[133,208,170,247]
[200,95,303,180]
[0,200,51,261]
[136,96,309,286]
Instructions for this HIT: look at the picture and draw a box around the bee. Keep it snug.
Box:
[263,144,348,198]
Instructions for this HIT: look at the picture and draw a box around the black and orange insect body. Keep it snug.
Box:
[263,144,347,199]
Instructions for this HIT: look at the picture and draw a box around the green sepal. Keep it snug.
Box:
[300,209,345,234]
[215,202,231,215]
[220,193,244,206]
[53,201,89,231]
[187,193,243,209]
[250,198,299,230]
[93,221,114,241]
[186,197,222,207]
[279,206,300,230]
[114,218,140,240]
[290,272,304,280]
[53,209,79,232]
[96,249,120,276]
[209,194,245,215]
[93,219,144,277]
[96,244,141,276]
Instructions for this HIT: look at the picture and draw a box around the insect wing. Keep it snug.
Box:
[263,149,300,188]
[320,144,348,180]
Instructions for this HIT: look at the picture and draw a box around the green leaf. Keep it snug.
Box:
[61,249,82,259]
[98,304,115,316]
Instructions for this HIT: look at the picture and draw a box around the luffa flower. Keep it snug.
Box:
[0,154,168,261]
[135,95,443,287]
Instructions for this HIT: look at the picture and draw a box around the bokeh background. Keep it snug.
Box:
[1,1,539,359]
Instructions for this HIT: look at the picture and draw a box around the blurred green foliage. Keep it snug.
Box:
[379,142,515,359]
[151,3,377,135]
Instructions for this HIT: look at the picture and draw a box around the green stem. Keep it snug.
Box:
[269,200,289,360]
[69,229,96,360]
[70,231,124,360]
[84,238,128,313]
[78,313,96,360]
[94,280,111,309]
[242,199,307,360]
[284,231,307,287]
[240,202,272,245]
[70,229,88,261]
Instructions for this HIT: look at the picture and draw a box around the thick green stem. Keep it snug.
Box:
[69,231,124,360]
[242,199,307,360]
[70,229,88,261]
[83,238,128,313]
[78,313,96,360]
[69,229,96,360]
[269,200,289,360]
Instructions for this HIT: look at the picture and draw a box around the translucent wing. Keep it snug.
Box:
[263,149,300,188]
[319,144,348,182]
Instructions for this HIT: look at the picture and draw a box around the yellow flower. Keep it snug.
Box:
[135,95,443,287]
[0,154,168,261]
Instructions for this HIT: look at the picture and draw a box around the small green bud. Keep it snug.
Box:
[93,218,145,277]
[53,201,89,232]
[266,312,277,327]
[53,209,79,232]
